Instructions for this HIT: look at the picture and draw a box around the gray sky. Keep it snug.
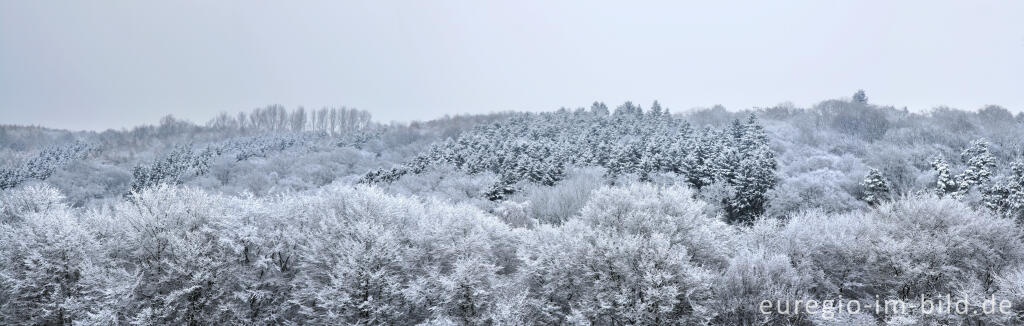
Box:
[2,1,1022,131]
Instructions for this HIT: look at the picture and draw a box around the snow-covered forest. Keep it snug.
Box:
[4,93,1024,325]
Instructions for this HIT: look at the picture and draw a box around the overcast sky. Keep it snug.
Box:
[2,1,1022,131]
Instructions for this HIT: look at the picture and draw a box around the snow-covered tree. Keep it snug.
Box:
[681,128,718,189]
[957,138,996,191]
[612,101,642,117]
[984,161,1024,222]
[716,115,777,224]
[590,101,609,116]
[931,158,959,196]
[861,168,891,205]
[648,100,664,117]
[0,141,93,190]
[6,97,1024,324]
[0,168,23,190]
[853,89,868,104]
[517,184,731,324]
[130,145,213,192]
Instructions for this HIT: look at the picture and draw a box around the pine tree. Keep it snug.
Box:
[957,139,996,191]
[861,168,891,206]
[605,141,640,180]
[590,101,609,116]
[740,114,769,152]
[613,101,641,116]
[648,100,663,117]
[853,89,868,104]
[728,118,745,144]
[665,122,692,175]
[682,128,719,190]
[356,104,776,207]
[983,161,1024,222]
[130,145,213,192]
[0,168,24,190]
[719,115,777,224]
[3,141,94,189]
[931,158,959,196]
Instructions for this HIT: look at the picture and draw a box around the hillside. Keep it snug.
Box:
[3,95,1024,324]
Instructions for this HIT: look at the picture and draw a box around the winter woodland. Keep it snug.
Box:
[4,93,1024,325]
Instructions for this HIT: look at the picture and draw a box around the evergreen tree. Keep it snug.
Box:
[130,145,213,192]
[861,168,891,206]
[648,100,664,117]
[358,103,776,210]
[728,118,745,143]
[682,129,718,190]
[640,132,671,180]
[664,122,693,174]
[484,174,517,201]
[931,158,959,196]
[957,138,996,191]
[613,101,642,117]
[740,114,769,152]
[1,141,93,190]
[605,141,638,180]
[590,101,609,116]
[853,89,868,104]
[718,115,777,224]
[0,168,24,190]
[983,161,1024,222]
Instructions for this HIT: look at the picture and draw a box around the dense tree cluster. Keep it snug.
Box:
[0,141,93,190]
[129,132,351,193]
[208,105,373,135]
[130,145,215,192]
[217,132,305,161]
[5,94,1024,324]
[3,182,1024,325]
[363,102,777,224]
